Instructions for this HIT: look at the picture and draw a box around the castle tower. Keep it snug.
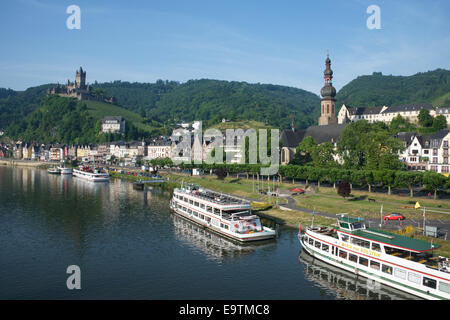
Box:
[318,55,337,126]
[75,66,86,89]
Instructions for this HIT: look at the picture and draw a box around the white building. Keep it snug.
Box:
[101,116,126,134]
[338,103,435,124]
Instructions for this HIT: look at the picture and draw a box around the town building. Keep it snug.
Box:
[101,116,126,134]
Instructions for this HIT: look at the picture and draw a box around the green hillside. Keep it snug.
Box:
[94,79,321,130]
[5,95,166,144]
[335,69,450,108]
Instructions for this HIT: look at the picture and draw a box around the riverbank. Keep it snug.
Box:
[0,159,55,168]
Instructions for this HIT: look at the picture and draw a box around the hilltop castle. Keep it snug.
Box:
[48,67,116,104]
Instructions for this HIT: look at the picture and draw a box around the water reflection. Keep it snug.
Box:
[171,213,275,262]
[298,249,420,300]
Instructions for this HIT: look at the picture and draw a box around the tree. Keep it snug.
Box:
[418,109,433,127]
[337,181,351,198]
[432,115,447,131]
[423,172,447,200]
[395,171,423,198]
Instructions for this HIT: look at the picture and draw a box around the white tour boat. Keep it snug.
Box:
[73,165,109,182]
[299,214,450,300]
[169,184,276,242]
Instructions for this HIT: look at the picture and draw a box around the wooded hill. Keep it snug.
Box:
[336,69,450,108]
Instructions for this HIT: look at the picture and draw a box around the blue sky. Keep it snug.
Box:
[0,0,449,95]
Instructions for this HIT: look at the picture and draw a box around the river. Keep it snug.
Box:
[0,166,418,300]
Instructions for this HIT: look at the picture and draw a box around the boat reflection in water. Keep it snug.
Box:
[171,213,275,261]
[298,249,420,300]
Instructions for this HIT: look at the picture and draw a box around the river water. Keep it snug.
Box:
[0,166,418,300]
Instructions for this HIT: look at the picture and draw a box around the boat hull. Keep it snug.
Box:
[299,234,448,300]
[73,169,109,182]
[170,205,276,243]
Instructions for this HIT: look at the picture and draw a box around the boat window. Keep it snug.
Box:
[193,212,198,217]
[315,241,321,249]
[308,238,314,245]
[371,243,381,252]
[439,282,450,294]
[351,237,370,249]
[370,260,380,270]
[340,234,349,242]
[385,246,409,258]
[359,257,369,267]
[423,277,437,290]
[214,208,220,215]
[188,209,192,214]
[200,214,204,220]
[353,222,364,230]
[382,264,393,275]
[349,254,358,263]
[206,206,212,213]
[338,250,347,259]
[189,199,193,205]
[183,197,188,202]
[394,268,406,280]
[304,236,308,242]
[194,202,199,207]
[322,244,329,252]
[408,272,421,284]
[200,203,205,209]
[339,222,350,229]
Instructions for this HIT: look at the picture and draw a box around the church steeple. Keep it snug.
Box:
[318,54,337,126]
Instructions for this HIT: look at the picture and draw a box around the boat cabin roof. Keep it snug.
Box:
[336,215,439,253]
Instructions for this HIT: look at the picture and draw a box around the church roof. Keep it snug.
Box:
[304,123,347,144]
[280,129,306,148]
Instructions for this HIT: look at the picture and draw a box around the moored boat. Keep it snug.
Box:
[73,165,109,182]
[47,166,60,174]
[169,183,276,242]
[299,214,450,300]
[58,165,73,175]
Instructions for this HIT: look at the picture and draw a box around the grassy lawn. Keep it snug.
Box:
[292,186,450,221]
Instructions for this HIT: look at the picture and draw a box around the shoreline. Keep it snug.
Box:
[0,159,54,168]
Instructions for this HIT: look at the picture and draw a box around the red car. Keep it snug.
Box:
[384,213,405,221]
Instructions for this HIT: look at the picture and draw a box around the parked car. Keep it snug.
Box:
[384,213,405,221]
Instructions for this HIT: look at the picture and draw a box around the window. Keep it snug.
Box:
[339,222,350,230]
[189,199,193,205]
[394,268,406,280]
[315,240,321,249]
[408,272,421,284]
[382,264,393,275]
[359,257,369,267]
[206,206,212,213]
[370,260,380,270]
[351,237,370,249]
[200,203,205,209]
[439,282,450,294]
[341,234,349,242]
[214,208,220,215]
[309,238,314,245]
[423,277,437,289]
[371,243,381,252]
[339,250,347,259]
[322,244,329,252]
[349,254,358,263]
[194,202,199,207]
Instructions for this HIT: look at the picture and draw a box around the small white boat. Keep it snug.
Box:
[58,166,73,175]
[47,166,60,174]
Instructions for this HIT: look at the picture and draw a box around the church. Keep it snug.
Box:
[280,55,347,164]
